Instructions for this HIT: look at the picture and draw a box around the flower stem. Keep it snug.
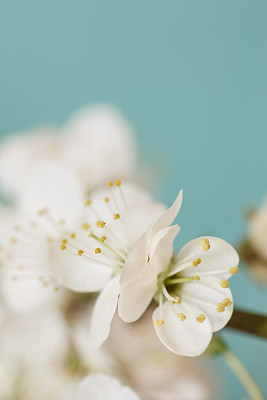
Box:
[222,349,265,400]
[227,309,267,340]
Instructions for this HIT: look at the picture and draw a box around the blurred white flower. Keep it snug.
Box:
[73,373,140,400]
[0,128,61,199]
[63,104,137,190]
[0,104,138,200]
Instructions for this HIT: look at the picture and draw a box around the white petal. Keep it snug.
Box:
[106,202,166,250]
[63,104,138,189]
[149,225,180,274]
[90,275,120,347]
[153,301,212,357]
[18,160,84,228]
[180,276,233,332]
[50,236,112,292]
[119,226,179,322]
[151,190,183,234]
[175,236,239,279]
[118,268,157,323]
[74,373,140,400]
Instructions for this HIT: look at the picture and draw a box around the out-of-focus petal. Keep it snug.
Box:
[74,373,140,400]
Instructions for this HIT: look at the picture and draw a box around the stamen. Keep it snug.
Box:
[70,233,76,239]
[88,231,125,262]
[107,181,113,187]
[220,280,229,288]
[216,303,226,312]
[62,239,67,244]
[82,223,90,231]
[95,247,101,254]
[10,237,18,244]
[178,313,186,321]
[104,197,110,203]
[60,244,66,250]
[96,220,106,228]
[114,213,120,220]
[78,250,84,256]
[154,319,164,326]
[196,314,206,323]
[192,258,201,267]
[114,179,121,186]
[84,199,92,206]
[46,236,53,243]
[165,276,195,285]
[229,267,239,275]
[222,298,232,306]
[201,238,210,252]
[194,275,200,281]
[38,208,49,215]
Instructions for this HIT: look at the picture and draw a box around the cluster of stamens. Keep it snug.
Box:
[155,238,238,327]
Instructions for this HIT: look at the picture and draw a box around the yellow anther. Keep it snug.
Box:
[60,244,66,251]
[201,238,210,252]
[104,197,110,203]
[70,233,76,239]
[222,298,232,307]
[53,286,60,292]
[178,313,186,321]
[196,314,206,323]
[154,319,164,326]
[170,300,175,305]
[114,213,120,220]
[59,218,65,225]
[95,247,101,254]
[220,279,229,288]
[78,250,84,256]
[192,258,201,267]
[38,207,49,215]
[82,223,90,230]
[107,181,113,187]
[62,239,67,244]
[46,236,53,243]
[229,267,239,275]
[175,296,182,304]
[216,303,226,313]
[10,237,18,244]
[194,275,200,281]
[100,236,106,242]
[84,199,92,206]
[115,179,121,186]
[97,220,106,228]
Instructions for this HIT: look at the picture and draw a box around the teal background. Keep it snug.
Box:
[0,1,266,398]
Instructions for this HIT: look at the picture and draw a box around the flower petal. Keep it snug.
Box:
[153,301,212,357]
[50,235,112,292]
[74,373,140,400]
[175,236,239,279]
[151,190,183,234]
[180,276,233,332]
[149,225,180,274]
[90,275,120,347]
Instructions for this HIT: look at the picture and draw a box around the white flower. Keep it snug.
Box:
[50,181,183,347]
[119,223,239,356]
[73,374,140,400]
[0,127,61,199]
[63,104,138,189]
[0,104,138,200]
